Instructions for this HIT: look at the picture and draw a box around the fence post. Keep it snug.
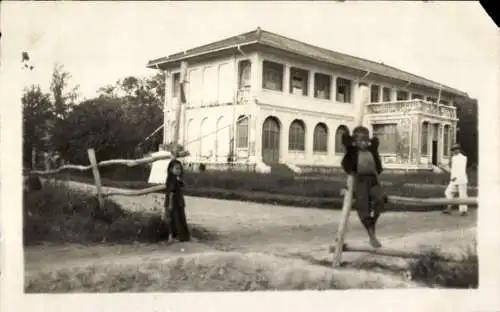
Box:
[332,83,369,268]
[31,147,36,170]
[87,148,105,211]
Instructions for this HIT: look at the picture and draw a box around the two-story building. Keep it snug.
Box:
[146,27,471,173]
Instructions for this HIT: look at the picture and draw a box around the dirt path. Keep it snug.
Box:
[25,181,477,272]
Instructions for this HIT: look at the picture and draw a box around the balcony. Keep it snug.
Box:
[367,100,457,119]
[236,87,251,105]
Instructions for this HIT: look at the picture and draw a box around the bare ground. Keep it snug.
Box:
[24,181,477,291]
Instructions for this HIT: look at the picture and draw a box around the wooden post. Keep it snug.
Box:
[172,61,188,159]
[87,148,105,210]
[31,147,36,170]
[332,83,370,268]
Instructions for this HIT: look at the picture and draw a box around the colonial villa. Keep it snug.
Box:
[146,28,471,173]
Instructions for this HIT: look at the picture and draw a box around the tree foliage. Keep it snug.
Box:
[52,97,136,164]
[50,64,79,119]
[454,97,478,167]
[22,85,53,166]
[52,72,165,164]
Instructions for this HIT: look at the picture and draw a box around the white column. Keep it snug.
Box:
[390,88,397,102]
[427,122,432,163]
[164,70,172,145]
[284,65,291,94]
[251,104,261,162]
[331,75,336,102]
[250,53,262,97]
[281,116,290,163]
[438,123,444,164]
[249,53,262,163]
[309,71,315,98]
[306,119,314,160]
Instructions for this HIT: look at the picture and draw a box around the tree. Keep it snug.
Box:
[51,97,137,165]
[99,73,165,154]
[50,64,79,120]
[454,97,478,167]
[22,85,53,167]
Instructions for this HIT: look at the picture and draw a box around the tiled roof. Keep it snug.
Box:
[147,28,468,97]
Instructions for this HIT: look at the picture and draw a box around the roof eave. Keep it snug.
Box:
[146,40,259,69]
[256,41,468,98]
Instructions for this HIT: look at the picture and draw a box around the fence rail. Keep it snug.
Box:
[29,148,187,209]
[29,148,479,211]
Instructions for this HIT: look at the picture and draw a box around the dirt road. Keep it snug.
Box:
[25,181,477,273]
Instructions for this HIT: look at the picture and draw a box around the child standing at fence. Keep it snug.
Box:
[163,159,191,242]
[341,126,386,248]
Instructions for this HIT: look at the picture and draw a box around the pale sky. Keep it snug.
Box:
[2,1,498,105]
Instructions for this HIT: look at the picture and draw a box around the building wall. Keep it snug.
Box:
[160,48,461,171]
[163,52,258,146]
[253,49,456,113]
[255,106,354,166]
[176,104,251,163]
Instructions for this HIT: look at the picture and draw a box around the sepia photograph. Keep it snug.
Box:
[1,0,499,310]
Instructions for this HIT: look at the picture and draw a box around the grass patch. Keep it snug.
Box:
[55,171,477,212]
[408,245,478,288]
[25,251,420,292]
[23,179,217,246]
[300,167,478,187]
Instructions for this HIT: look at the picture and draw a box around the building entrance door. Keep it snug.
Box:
[262,117,280,164]
[432,140,438,165]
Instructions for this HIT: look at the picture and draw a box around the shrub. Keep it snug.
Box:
[23,179,216,245]
[408,245,478,288]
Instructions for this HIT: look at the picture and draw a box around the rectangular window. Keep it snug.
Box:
[314,73,331,100]
[382,87,391,102]
[238,60,251,89]
[370,84,380,103]
[439,100,449,106]
[172,73,180,97]
[411,93,423,100]
[372,124,398,154]
[336,78,352,103]
[396,90,409,101]
[289,67,309,96]
[262,61,284,91]
[426,96,437,104]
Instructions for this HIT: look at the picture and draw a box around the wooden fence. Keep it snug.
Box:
[29,146,478,263]
[30,147,479,210]
[30,148,190,209]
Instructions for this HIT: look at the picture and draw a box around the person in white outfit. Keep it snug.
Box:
[443,143,469,216]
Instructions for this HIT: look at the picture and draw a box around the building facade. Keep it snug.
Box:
[147,28,469,173]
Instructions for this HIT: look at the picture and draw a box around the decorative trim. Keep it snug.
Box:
[257,101,355,121]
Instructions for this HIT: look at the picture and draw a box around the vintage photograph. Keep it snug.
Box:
[8,1,492,294]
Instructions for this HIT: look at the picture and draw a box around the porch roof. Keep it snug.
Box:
[146,27,468,98]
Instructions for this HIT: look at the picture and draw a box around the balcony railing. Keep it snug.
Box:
[367,100,457,119]
[236,87,251,105]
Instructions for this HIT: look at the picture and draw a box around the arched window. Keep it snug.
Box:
[288,119,306,151]
[200,118,209,157]
[313,123,328,153]
[334,125,349,154]
[236,115,249,148]
[421,121,429,155]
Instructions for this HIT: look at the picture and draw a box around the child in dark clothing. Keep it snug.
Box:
[164,159,191,242]
[341,126,386,248]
